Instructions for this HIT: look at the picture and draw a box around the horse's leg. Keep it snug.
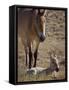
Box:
[25,51,27,66]
[29,46,32,69]
[24,47,28,66]
[33,49,38,67]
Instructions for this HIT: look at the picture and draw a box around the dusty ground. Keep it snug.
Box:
[18,10,66,82]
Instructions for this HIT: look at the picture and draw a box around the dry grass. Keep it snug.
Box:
[18,10,65,82]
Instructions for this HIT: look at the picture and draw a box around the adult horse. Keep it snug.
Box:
[18,8,47,69]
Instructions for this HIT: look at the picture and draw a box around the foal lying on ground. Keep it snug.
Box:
[27,53,59,78]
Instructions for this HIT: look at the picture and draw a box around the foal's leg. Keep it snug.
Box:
[33,49,38,67]
[29,47,32,69]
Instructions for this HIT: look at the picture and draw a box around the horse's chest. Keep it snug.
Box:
[31,38,39,53]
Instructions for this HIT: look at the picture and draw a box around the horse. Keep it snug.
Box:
[18,8,47,69]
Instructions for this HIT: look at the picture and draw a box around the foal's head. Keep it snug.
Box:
[49,53,59,72]
[33,9,47,42]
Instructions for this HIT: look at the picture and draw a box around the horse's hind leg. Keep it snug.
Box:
[29,47,32,69]
[33,49,38,67]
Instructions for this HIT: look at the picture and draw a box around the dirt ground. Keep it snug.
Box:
[18,10,66,82]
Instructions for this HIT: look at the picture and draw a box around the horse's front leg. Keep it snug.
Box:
[25,51,27,66]
[33,49,38,67]
[25,47,28,66]
[29,46,32,69]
